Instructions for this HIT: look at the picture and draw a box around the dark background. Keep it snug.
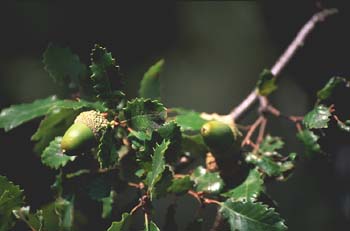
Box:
[1,1,350,230]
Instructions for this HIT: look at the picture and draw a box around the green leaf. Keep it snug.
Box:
[146,140,170,200]
[251,136,289,177]
[101,191,116,219]
[245,152,295,178]
[156,121,182,163]
[90,44,124,107]
[167,176,194,195]
[132,121,182,165]
[97,126,118,169]
[191,166,224,194]
[121,98,166,134]
[146,221,160,231]
[52,99,107,112]
[222,169,264,201]
[0,95,106,132]
[260,135,284,153]
[303,105,331,129]
[153,166,174,199]
[317,76,348,101]
[43,43,86,88]
[27,201,62,231]
[13,207,44,231]
[41,137,76,169]
[14,201,76,231]
[139,59,164,100]
[107,213,131,231]
[171,108,207,131]
[246,155,280,177]
[297,129,321,157]
[0,176,24,231]
[0,96,58,132]
[31,108,79,155]
[220,200,287,231]
[54,197,74,230]
[256,69,277,96]
[51,172,63,197]
[181,134,207,158]
[337,120,350,132]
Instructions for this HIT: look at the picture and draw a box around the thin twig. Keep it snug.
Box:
[187,190,221,206]
[241,116,264,147]
[296,122,302,132]
[289,115,304,123]
[15,209,37,231]
[265,105,303,122]
[258,95,268,113]
[229,8,338,121]
[144,212,149,230]
[266,105,281,117]
[130,201,143,215]
[188,190,202,204]
[128,182,145,189]
[203,198,221,205]
[332,114,350,132]
[255,117,267,151]
[236,123,253,131]
[263,105,304,133]
[333,114,341,122]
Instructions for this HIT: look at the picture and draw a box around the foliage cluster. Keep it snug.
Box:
[0,14,349,230]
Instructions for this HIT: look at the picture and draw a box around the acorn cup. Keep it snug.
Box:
[61,110,109,155]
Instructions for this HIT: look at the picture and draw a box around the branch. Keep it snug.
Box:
[229,8,338,121]
[187,190,221,206]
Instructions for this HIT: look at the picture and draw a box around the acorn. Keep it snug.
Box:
[61,110,109,155]
[201,120,243,187]
[200,120,241,156]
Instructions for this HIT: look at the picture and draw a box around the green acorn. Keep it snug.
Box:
[201,120,242,186]
[200,120,241,156]
[61,110,109,154]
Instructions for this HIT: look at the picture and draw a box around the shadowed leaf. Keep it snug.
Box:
[317,76,348,101]
[121,98,166,134]
[0,176,24,231]
[297,129,321,157]
[256,69,277,96]
[43,43,86,90]
[139,59,164,100]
